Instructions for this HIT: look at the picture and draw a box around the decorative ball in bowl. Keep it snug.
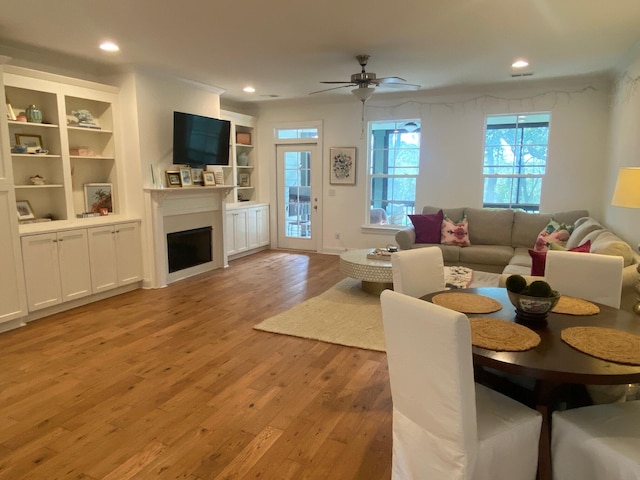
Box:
[505,276,560,324]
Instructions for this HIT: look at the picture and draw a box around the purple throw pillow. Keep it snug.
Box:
[409,210,443,244]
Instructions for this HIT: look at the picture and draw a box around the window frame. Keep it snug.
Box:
[365,119,421,228]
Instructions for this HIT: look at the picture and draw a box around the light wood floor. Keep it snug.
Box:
[0,250,392,480]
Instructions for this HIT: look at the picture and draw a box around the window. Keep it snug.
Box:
[276,127,318,140]
[483,113,550,212]
[368,119,421,226]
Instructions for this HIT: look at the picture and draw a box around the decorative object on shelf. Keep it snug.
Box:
[11,144,27,154]
[16,200,35,220]
[237,152,249,166]
[6,95,16,120]
[165,170,182,188]
[71,109,101,129]
[179,167,193,187]
[16,113,27,122]
[329,147,356,185]
[25,104,43,123]
[69,146,96,156]
[191,167,204,185]
[202,171,216,186]
[611,166,640,315]
[15,133,43,153]
[238,173,250,187]
[29,175,45,185]
[84,183,113,214]
[236,132,251,145]
[213,171,225,185]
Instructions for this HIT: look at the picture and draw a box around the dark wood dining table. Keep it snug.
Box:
[421,287,640,480]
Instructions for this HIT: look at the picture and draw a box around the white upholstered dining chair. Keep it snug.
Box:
[390,247,445,298]
[380,290,542,480]
[552,400,640,480]
[545,250,624,309]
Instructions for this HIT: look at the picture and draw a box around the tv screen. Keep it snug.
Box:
[173,111,231,166]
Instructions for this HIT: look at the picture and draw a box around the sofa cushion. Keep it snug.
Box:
[422,206,465,224]
[552,210,590,226]
[435,244,461,263]
[533,219,572,252]
[409,210,443,244]
[565,217,604,249]
[441,214,470,247]
[509,247,533,267]
[459,245,514,266]
[511,210,589,248]
[590,231,634,267]
[528,240,591,276]
[465,208,514,246]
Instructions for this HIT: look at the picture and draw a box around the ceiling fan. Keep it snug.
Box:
[310,54,421,102]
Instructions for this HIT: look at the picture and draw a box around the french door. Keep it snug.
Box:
[276,144,321,251]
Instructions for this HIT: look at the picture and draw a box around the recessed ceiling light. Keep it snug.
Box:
[243,86,256,93]
[100,41,120,52]
[512,59,529,69]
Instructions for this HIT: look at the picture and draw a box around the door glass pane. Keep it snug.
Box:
[284,151,312,238]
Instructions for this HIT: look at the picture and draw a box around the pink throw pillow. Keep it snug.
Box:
[533,219,572,252]
[409,210,443,244]
[529,240,591,276]
[441,214,471,247]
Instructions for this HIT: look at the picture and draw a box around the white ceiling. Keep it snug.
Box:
[1,0,640,103]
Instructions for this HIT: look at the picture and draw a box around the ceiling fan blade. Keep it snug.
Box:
[319,81,353,84]
[376,82,421,90]
[372,76,407,85]
[309,84,356,95]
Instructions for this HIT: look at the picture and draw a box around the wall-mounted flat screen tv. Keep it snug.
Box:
[173,111,231,166]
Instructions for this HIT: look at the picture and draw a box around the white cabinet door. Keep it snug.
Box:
[226,209,248,255]
[114,222,142,285]
[255,205,270,247]
[21,233,62,311]
[0,191,27,322]
[88,225,118,293]
[246,207,259,249]
[57,229,92,302]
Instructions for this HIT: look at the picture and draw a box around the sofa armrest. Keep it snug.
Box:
[395,226,416,250]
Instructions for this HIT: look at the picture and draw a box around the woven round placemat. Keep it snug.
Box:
[470,317,540,352]
[561,326,640,365]
[551,296,600,316]
[432,292,502,314]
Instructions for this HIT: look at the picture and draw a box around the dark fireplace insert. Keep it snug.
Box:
[167,226,212,273]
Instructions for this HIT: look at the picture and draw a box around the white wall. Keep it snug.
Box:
[603,47,640,250]
[256,77,612,252]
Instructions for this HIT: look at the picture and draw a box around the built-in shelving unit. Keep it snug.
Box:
[220,110,257,205]
[3,66,124,233]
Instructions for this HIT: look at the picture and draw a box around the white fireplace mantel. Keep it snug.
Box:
[143,186,233,288]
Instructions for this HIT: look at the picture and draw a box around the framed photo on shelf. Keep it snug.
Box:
[84,183,113,214]
[179,167,193,187]
[16,200,35,220]
[203,171,216,186]
[15,133,43,153]
[191,167,204,185]
[329,147,356,185]
[238,173,250,187]
[165,170,182,188]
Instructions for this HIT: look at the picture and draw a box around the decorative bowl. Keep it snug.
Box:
[30,175,46,185]
[507,290,560,323]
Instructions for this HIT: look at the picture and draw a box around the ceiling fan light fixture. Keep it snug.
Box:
[352,86,375,103]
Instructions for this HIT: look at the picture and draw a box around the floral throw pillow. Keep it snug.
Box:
[533,218,573,252]
[441,214,471,247]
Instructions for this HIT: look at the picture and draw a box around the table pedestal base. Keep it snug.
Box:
[361,281,393,296]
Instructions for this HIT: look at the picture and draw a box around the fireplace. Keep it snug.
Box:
[167,226,212,273]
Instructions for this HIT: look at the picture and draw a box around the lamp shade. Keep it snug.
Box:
[352,87,375,103]
[612,167,640,208]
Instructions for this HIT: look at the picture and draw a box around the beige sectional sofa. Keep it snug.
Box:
[395,206,640,311]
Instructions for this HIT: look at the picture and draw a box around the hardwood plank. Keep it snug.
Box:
[0,251,392,479]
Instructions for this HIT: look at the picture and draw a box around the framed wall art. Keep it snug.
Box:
[16,200,35,220]
[329,147,356,185]
[202,171,216,186]
[15,133,43,153]
[84,183,113,214]
[165,170,182,188]
[179,167,193,187]
[191,167,204,185]
[238,173,250,187]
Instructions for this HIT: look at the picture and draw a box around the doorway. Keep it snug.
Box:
[276,144,321,251]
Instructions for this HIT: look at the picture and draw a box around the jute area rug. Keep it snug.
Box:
[253,268,500,352]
